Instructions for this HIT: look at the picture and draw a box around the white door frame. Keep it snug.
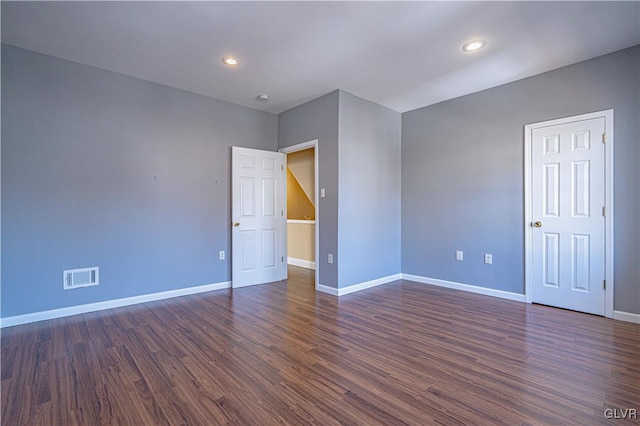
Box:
[279,140,319,291]
[524,110,614,318]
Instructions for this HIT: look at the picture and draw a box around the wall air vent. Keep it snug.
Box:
[63,267,99,290]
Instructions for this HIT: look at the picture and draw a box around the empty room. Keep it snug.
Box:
[1,1,639,424]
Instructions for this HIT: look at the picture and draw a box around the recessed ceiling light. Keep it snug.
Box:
[222,57,239,66]
[462,40,486,52]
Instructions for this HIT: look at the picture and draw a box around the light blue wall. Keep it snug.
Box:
[3,43,638,317]
[278,91,340,288]
[402,46,640,314]
[1,45,277,317]
[278,90,401,289]
[338,91,401,287]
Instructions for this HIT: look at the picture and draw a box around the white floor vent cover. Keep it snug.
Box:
[63,267,99,290]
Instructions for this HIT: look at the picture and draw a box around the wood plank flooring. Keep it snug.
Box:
[2,266,639,425]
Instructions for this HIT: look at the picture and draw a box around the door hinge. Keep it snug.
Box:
[602,133,606,144]
[281,164,284,170]
[602,206,606,217]
[281,210,284,216]
[282,256,284,262]
[603,279,606,290]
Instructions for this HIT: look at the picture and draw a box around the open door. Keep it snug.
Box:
[231,146,286,288]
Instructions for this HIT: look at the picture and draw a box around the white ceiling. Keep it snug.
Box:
[2,1,639,114]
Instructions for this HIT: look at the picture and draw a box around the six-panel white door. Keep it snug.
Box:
[232,147,286,288]
[530,117,605,315]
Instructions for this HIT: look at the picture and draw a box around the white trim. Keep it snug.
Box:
[603,111,614,318]
[316,283,339,296]
[402,274,526,302]
[613,311,640,324]
[524,119,533,303]
[338,274,402,296]
[0,281,231,328]
[279,140,317,154]
[279,139,319,291]
[524,110,614,318]
[287,219,316,225]
[316,274,402,297]
[287,257,316,270]
[4,274,632,327]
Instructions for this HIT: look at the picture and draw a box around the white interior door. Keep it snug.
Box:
[529,117,606,315]
[232,147,286,288]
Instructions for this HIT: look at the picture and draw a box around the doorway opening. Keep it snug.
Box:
[279,140,319,290]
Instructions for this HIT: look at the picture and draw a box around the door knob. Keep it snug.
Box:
[233,222,240,227]
[533,221,542,228]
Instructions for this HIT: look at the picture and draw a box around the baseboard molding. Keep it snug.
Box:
[287,257,316,270]
[0,281,231,328]
[613,310,640,324]
[316,283,339,296]
[5,274,632,327]
[338,273,403,296]
[401,274,526,302]
[316,274,402,297]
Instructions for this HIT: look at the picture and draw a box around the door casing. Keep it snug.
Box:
[524,110,614,317]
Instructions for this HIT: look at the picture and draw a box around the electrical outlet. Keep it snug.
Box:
[484,253,493,264]
[456,251,463,261]
[219,250,225,260]
[328,253,333,264]
[320,188,326,198]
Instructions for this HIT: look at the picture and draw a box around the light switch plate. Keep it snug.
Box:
[456,251,463,261]
[484,254,492,264]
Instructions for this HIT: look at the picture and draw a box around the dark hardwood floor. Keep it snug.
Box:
[2,266,639,425]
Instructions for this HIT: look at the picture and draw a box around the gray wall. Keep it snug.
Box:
[278,91,339,288]
[3,43,638,317]
[402,46,640,314]
[338,91,401,287]
[1,45,277,317]
[278,90,402,289]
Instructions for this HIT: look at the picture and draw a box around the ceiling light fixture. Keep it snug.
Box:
[222,57,239,66]
[256,94,270,102]
[462,40,486,52]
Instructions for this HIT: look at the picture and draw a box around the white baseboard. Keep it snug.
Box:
[338,273,403,296]
[316,273,402,297]
[5,274,633,327]
[401,274,526,302]
[287,257,316,270]
[0,281,231,328]
[613,310,640,324]
[316,283,339,296]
